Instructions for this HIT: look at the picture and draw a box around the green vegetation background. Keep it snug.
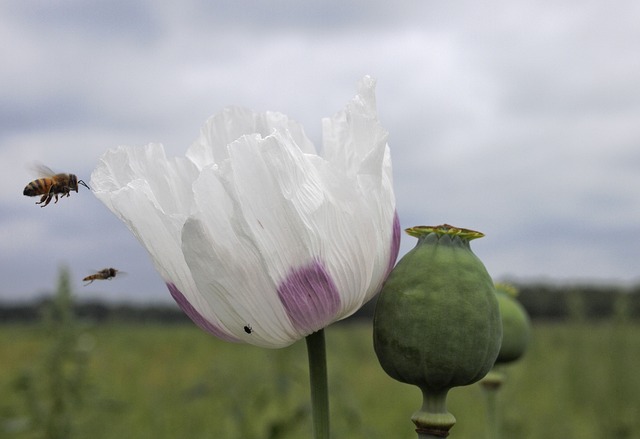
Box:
[2,319,639,439]
[2,269,639,438]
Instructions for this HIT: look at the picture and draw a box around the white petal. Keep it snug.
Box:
[222,133,325,281]
[182,164,302,347]
[91,144,239,342]
[322,76,389,177]
[216,127,392,322]
[186,107,316,169]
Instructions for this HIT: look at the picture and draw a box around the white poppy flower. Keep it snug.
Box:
[91,76,400,348]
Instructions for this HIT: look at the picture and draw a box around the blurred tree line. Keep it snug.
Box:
[1,282,640,324]
[356,282,640,322]
[0,299,190,324]
[513,283,639,321]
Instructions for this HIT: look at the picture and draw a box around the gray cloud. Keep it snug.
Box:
[2,0,640,303]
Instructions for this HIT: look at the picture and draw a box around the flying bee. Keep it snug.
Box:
[83,268,120,286]
[23,164,90,208]
[244,324,253,334]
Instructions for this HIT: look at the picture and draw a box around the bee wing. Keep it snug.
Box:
[31,162,56,177]
[107,269,127,278]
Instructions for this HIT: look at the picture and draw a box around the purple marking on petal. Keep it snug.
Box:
[386,211,401,275]
[167,283,241,343]
[277,260,341,334]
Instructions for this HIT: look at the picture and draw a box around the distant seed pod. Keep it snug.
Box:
[494,284,531,364]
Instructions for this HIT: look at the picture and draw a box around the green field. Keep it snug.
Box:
[1,321,639,439]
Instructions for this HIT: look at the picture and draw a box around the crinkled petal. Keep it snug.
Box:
[183,132,346,345]
[181,162,302,347]
[322,76,389,177]
[319,76,398,312]
[186,107,316,169]
[187,124,396,334]
[91,144,240,343]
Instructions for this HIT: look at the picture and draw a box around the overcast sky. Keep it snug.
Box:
[2,0,639,304]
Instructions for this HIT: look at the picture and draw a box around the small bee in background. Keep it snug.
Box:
[23,164,90,208]
[244,324,253,334]
[83,268,120,286]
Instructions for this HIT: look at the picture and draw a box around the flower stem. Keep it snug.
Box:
[411,388,456,438]
[481,368,505,439]
[306,329,330,439]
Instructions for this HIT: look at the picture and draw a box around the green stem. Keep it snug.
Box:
[306,329,330,439]
[484,388,499,439]
[480,368,505,439]
[411,388,456,438]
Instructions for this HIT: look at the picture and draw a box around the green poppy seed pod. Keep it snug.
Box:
[494,284,531,364]
[373,224,502,437]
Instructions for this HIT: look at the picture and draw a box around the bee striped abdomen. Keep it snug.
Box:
[23,178,53,196]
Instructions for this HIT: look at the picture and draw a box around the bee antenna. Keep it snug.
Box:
[78,180,91,190]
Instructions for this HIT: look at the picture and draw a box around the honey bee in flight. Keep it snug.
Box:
[83,268,120,286]
[23,164,90,207]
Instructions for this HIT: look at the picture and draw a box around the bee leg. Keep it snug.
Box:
[39,193,53,208]
[38,186,56,207]
[53,194,61,204]
[36,194,48,205]
[83,279,94,286]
